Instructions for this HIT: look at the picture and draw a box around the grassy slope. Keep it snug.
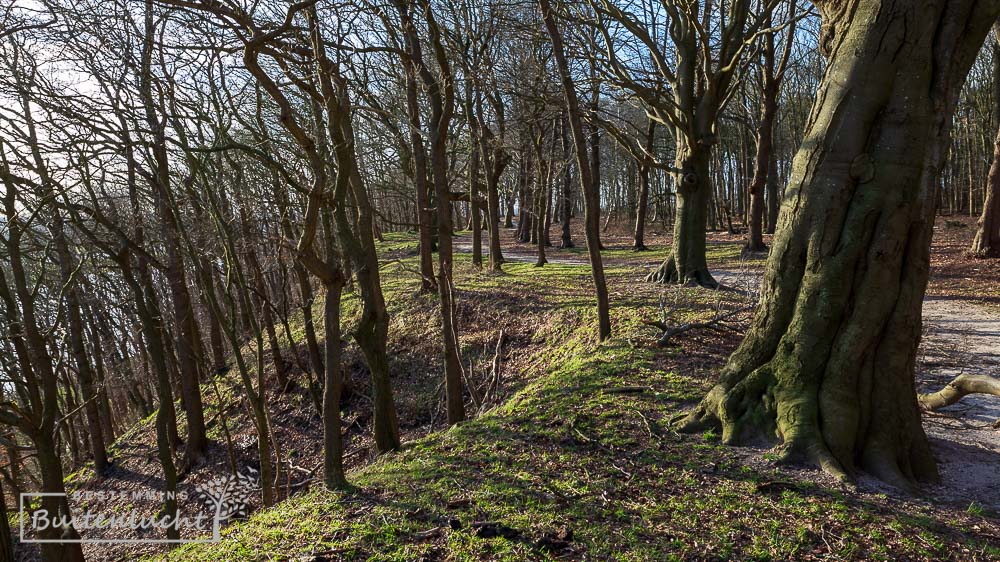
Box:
[160,238,1000,562]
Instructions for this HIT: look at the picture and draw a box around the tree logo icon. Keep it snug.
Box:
[193,469,259,540]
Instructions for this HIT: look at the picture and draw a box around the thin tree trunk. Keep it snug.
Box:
[766,149,780,234]
[540,0,612,340]
[634,119,656,251]
[478,98,508,270]
[140,1,207,465]
[747,89,777,252]
[0,478,12,562]
[560,115,575,248]
[322,280,347,488]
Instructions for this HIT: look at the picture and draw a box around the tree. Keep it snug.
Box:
[139,0,209,465]
[632,118,656,251]
[0,477,12,562]
[746,0,799,253]
[681,0,1000,489]
[971,23,1000,258]
[578,0,781,286]
[540,0,612,340]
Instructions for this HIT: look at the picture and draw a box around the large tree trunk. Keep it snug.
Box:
[647,140,717,287]
[971,26,1000,258]
[682,0,999,489]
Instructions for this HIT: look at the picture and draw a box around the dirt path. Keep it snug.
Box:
[917,297,1000,511]
[452,234,591,266]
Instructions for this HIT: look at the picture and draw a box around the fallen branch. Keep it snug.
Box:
[918,374,1000,411]
[646,306,752,347]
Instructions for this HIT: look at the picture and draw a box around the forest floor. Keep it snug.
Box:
[11,215,1000,561]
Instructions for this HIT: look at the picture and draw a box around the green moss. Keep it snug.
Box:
[93,241,993,562]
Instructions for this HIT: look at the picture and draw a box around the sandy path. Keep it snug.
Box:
[919,297,1000,510]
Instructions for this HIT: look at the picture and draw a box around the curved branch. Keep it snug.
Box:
[919,374,1000,411]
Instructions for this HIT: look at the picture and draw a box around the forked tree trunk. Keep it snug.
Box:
[483,140,507,271]
[682,0,1000,489]
[477,93,508,272]
[647,141,717,287]
[336,114,402,453]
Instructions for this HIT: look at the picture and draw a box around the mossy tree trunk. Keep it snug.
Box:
[647,140,717,287]
[683,0,1000,489]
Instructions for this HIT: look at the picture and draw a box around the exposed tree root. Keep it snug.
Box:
[918,374,1000,411]
[678,359,939,491]
[645,256,718,288]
